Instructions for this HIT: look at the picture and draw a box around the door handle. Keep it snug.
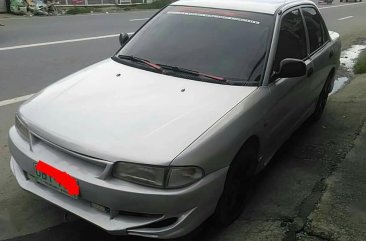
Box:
[329,50,334,59]
[307,67,314,77]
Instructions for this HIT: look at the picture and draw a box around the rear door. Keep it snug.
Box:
[301,6,333,103]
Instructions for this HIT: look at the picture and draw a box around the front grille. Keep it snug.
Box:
[30,132,112,180]
[32,133,110,167]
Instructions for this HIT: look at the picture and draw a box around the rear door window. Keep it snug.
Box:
[302,7,328,53]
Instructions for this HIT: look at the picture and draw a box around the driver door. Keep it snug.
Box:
[262,8,313,163]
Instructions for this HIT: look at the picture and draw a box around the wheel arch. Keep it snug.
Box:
[329,67,336,78]
[328,67,336,93]
[231,135,261,175]
[242,135,260,157]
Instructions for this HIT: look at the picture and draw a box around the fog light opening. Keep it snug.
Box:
[143,217,178,229]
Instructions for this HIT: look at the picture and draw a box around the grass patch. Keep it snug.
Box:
[354,50,366,74]
[135,0,176,9]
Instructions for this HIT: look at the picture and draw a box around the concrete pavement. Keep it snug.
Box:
[303,74,366,241]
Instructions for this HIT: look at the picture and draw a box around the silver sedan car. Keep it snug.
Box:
[9,0,341,239]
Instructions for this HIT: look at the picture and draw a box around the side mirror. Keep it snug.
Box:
[119,33,130,46]
[272,58,307,80]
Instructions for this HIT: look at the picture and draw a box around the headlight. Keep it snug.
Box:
[167,167,204,188]
[112,162,204,189]
[15,115,30,142]
[113,162,166,187]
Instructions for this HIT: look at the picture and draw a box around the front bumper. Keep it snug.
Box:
[9,126,228,239]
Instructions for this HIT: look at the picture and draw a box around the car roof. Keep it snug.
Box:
[171,0,315,15]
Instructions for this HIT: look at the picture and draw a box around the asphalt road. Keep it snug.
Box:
[0,10,157,101]
[0,1,366,241]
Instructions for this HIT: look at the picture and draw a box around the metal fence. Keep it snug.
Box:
[57,0,147,6]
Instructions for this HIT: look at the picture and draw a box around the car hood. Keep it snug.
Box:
[19,59,256,165]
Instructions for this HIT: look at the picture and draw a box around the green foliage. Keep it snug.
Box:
[354,51,366,74]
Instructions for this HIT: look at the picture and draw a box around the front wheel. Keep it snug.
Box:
[212,143,257,227]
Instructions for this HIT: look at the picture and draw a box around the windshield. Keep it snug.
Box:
[117,6,274,85]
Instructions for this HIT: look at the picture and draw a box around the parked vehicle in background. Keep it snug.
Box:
[9,0,341,239]
[319,0,333,4]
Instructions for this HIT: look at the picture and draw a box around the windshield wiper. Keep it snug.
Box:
[117,55,162,72]
[158,64,228,83]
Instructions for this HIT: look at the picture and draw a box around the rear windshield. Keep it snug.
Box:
[117,6,274,84]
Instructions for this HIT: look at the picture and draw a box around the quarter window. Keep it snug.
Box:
[302,7,327,53]
[273,9,307,72]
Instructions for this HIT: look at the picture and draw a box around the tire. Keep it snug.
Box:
[309,75,332,122]
[212,142,258,227]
